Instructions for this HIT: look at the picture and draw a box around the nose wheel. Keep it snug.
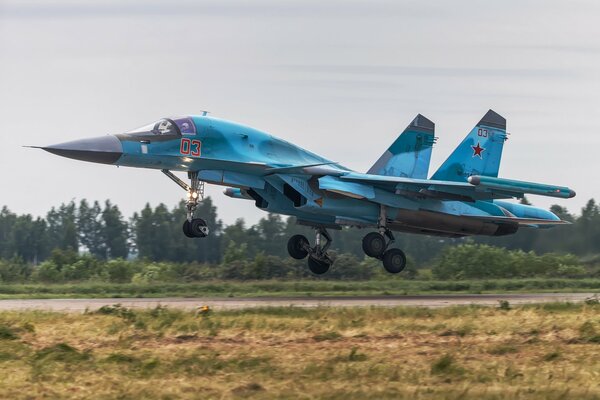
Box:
[162,169,210,239]
[287,227,333,275]
[183,218,209,238]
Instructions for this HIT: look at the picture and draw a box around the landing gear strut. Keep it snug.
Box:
[162,169,209,238]
[287,227,333,275]
[362,206,407,274]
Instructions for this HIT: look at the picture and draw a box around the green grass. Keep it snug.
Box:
[0,278,599,299]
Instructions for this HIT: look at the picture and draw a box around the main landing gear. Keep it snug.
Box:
[362,231,406,273]
[362,206,407,274]
[162,169,209,238]
[287,228,333,275]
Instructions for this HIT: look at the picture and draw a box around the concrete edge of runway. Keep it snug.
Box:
[0,292,597,312]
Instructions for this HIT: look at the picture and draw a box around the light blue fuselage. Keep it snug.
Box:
[111,115,558,237]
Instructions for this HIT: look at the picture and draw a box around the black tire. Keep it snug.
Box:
[287,234,309,260]
[382,248,407,274]
[307,256,331,275]
[190,218,208,238]
[362,232,386,258]
[182,220,194,238]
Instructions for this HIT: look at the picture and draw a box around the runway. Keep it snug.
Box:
[0,293,596,312]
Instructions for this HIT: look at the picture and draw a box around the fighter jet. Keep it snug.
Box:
[33,110,575,275]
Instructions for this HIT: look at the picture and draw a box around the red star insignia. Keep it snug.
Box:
[472,142,485,158]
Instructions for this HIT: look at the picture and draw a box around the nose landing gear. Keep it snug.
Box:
[183,218,209,238]
[162,169,210,238]
[287,227,333,275]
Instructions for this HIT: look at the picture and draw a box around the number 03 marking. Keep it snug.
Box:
[180,138,201,157]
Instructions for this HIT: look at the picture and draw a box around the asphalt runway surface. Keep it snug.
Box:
[0,293,596,312]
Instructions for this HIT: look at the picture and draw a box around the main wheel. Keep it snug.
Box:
[362,232,386,258]
[182,220,194,238]
[308,256,331,275]
[382,248,407,274]
[190,218,209,238]
[287,234,309,259]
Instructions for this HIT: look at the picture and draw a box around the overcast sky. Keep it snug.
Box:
[1,0,598,225]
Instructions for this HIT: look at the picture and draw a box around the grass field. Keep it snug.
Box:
[0,278,600,299]
[1,303,600,399]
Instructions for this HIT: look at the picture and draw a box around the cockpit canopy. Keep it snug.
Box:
[125,117,196,136]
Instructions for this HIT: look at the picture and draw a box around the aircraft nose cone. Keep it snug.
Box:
[569,189,576,198]
[42,135,123,164]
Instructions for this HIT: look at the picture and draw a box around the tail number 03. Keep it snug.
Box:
[477,128,491,138]
[180,138,202,157]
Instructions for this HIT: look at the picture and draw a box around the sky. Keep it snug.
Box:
[1,0,599,225]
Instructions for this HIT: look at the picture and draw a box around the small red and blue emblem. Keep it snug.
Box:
[472,142,485,158]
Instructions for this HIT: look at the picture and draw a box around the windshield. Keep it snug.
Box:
[126,117,197,136]
[126,118,181,136]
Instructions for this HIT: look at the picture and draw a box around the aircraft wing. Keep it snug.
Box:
[336,172,575,202]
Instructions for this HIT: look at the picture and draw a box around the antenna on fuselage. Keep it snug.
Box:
[200,110,210,116]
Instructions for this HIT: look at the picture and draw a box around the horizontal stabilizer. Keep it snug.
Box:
[468,175,576,199]
[339,172,576,202]
[466,215,571,226]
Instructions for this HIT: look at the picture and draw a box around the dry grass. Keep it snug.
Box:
[0,303,599,399]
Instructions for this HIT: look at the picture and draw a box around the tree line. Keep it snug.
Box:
[1,196,599,269]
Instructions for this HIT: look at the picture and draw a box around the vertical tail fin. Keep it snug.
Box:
[367,114,436,179]
[431,109,507,182]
